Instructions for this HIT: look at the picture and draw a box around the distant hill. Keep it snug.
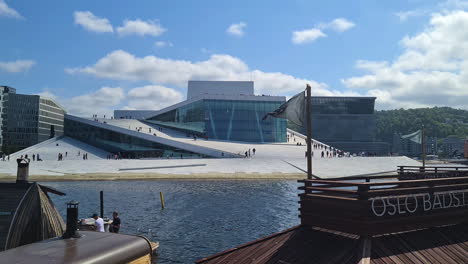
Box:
[375,107,468,144]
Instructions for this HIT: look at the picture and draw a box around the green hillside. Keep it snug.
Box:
[375,107,468,144]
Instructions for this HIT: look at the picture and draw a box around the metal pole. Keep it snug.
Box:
[306,84,312,180]
[100,191,104,218]
[422,125,426,168]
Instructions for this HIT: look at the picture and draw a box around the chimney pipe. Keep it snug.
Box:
[16,158,29,184]
[63,200,82,239]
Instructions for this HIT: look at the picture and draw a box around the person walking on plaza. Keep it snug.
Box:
[253,148,256,156]
[109,211,121,233]
[32,154,35,161]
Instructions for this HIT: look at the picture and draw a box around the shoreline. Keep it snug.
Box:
[0,172,305,182]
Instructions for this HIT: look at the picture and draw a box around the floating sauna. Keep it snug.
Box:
[0,199,158,263]
[0,159,65,251]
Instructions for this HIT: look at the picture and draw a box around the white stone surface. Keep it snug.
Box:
[0,119,423,178]
[0,137,422,178]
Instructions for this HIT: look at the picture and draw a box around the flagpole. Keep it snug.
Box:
[422,125,426,169]
[306,84,312,180]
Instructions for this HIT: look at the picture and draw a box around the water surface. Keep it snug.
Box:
[45,180,301,264]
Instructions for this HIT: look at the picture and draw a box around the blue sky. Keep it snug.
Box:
[1,0,468,116]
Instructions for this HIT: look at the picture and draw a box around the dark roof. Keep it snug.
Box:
[0,231,153,264]
[196,226,361,264]
[196,224,468,264]
[0,182,65,251]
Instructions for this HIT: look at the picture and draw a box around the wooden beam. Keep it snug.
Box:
[358,236,372,264]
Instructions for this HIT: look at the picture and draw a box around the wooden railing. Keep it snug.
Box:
[299,173,468,236]
[398,165,468,173]
[397,165,468,180]
[299,176,468,200]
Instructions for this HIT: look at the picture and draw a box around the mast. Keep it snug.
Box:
[306,84,312,179]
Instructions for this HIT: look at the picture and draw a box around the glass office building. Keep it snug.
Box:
[290,96,389,154]
[0,86,16,152]
[146,99,286,143]
[1,88,65,154]
[64,117,201,159]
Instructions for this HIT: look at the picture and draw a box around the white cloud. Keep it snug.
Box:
[292,28,326,44]
[66,49,332,96]
[117,19,166,37]
[126,85,184,110]
[395,10,428,21]
[0,60,35,73]
[74,11,113,33]
[155,41,173,48]
[66,87,124,117]
[226,22,247,37]
[318,18,355,32]
[38,90,58,100]
[342,11,468,109]
[292,18,354,44]
[0,0,22,19]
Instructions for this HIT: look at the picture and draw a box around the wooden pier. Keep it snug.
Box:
[197,165,468,264]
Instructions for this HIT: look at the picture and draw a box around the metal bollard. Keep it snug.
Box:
[16,158,30,184]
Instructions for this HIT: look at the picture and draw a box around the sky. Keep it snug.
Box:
[1,0,468,116]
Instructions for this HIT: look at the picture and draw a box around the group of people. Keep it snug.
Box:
[243,148,256,158]
[92,211,121,233]
[57,152,67,161]
[19,154,42,161]
[1,154,10,161]
[106,153,122,160]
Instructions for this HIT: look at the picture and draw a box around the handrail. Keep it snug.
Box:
[398,165,468,169]
[300,175,468,200]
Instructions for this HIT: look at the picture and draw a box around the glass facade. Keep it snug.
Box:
[289,97,389,154]
[2,94,39,153]
[146,99,287,143]
[65,117,204,159]
[0,86,16,151]
[1,93,65,154]
[38,98,65,142]
[311,97,375,115]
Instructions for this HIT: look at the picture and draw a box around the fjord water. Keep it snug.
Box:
[45,180,301,264]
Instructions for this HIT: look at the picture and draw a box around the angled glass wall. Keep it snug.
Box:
[146,99,287,143]
[65,117,203,159]
[38,98,65,142]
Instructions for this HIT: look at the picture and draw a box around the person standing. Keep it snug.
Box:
[92,213,105,232]
[109,211,121,233]
[252,148,256,156]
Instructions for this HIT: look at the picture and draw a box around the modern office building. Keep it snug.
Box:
[0,86,16,152]
[1,87,65,154]
[290,96,388,154]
